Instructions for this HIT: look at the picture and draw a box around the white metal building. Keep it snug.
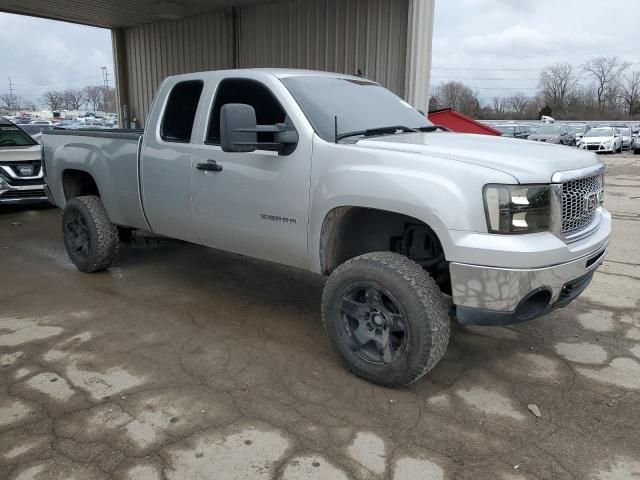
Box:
[1,0,435,126]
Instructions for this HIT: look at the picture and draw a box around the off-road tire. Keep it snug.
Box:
[321,251,450,387]
[62,196,118,273]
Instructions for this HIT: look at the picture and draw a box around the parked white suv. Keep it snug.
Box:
[0,117,48,204]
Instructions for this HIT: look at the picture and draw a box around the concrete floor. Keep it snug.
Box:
[1,153,639,480]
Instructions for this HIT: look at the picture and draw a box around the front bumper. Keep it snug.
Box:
[451,244,607,326]
[0,183,49,205]
[581,143,614,153]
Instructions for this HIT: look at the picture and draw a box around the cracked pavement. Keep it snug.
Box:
[1,153,639,479]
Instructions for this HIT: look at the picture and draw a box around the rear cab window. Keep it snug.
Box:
[161,80,204,143]
[0,124,37,147]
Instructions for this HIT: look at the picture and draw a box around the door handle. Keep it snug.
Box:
[196,160,223,172]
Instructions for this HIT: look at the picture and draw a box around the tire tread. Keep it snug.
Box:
[321,251,450,387]
[65,195,118,272]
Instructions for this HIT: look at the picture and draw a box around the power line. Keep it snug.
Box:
[434,48,640,60]
[432,62,640,73]
[432,76,539,81]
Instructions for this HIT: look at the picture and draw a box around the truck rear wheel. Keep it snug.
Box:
[62,196,118,273]
[321,252,450,387]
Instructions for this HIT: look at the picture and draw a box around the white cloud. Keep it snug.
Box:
[0,13,112,105]
[432,0,640,101]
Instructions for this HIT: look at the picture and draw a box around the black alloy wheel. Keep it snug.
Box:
[339,283,408,365]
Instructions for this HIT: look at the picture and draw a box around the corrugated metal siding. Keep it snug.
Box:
[123,10,233,124]
[120,0,412,123]
[238,0,409,96]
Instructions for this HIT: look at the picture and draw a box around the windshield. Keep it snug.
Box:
[0,124,37,147]
[584,128,613,137]
[281,76,431,142]
[496,126,515,134]
[536,125,560,134]
[570,125,586,133]
[18,125,52,136]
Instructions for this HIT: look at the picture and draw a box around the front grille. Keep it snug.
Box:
[0,189,46,199]
[586,145,599,151]
[561,173,603,235]
[0,171,44,186]
[0,161,42,186]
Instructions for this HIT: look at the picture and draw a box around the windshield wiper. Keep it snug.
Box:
[336,125,418,142]
[415,125,450,132]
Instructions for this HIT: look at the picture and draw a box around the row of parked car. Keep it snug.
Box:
[4,115,118,142]
[494,123,640,154]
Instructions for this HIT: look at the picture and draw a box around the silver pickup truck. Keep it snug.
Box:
[43,69,611,387]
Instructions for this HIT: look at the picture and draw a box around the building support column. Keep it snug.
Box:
[111,28,130,128]
[404,0,435,113]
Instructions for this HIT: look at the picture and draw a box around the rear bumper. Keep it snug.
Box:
[450,244,607,326]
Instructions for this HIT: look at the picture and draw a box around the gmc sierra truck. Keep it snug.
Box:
[43,69,611,387]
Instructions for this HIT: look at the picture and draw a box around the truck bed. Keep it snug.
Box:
[46,128,145,141]
[43,128,149,230]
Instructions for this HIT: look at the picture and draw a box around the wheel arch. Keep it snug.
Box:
[61,168,101,201]
[318,206,451,294]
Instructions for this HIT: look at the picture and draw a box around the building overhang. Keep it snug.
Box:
[0,0,271,28]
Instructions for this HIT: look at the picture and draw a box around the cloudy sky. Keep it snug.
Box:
[432,0,640,101]
[0,13,113,105]
[1,0,639,106]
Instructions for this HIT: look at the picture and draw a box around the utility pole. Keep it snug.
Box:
[101,66,110,112]
[8,77,16,111]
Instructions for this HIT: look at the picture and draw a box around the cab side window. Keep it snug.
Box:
[206,78,287,145]
[161,80,204,143]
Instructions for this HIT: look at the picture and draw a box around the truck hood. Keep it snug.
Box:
[0,144,42,162]
[355,132,601,184]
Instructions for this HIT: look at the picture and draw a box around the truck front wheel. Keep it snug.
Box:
[62,196,118,273]
[322,252,450,387]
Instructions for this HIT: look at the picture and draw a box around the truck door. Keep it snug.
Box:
[140,78,205,242]
[190,76,312,269]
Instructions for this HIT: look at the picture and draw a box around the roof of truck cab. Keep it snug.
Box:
[251,68,365,80]
[169,68,368,82]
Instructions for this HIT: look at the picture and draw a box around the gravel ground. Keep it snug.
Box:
[0,152,639,480]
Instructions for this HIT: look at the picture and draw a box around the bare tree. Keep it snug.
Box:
[492,96,507,115]
[61,88,86,110]
[41,91,64,111]
[83,86,103,110]
[583,56,630,112]
[102,87,117,113]
[507,92,529,116]
[538,62,577,113]
[0,93,16,110]
[432,81,480,116]
[620,71,640,116]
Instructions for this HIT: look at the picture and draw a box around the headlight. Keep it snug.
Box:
[484,184,552,234]
[603,140,612,147]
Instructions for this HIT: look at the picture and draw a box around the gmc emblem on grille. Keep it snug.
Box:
[583,191,601,213]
